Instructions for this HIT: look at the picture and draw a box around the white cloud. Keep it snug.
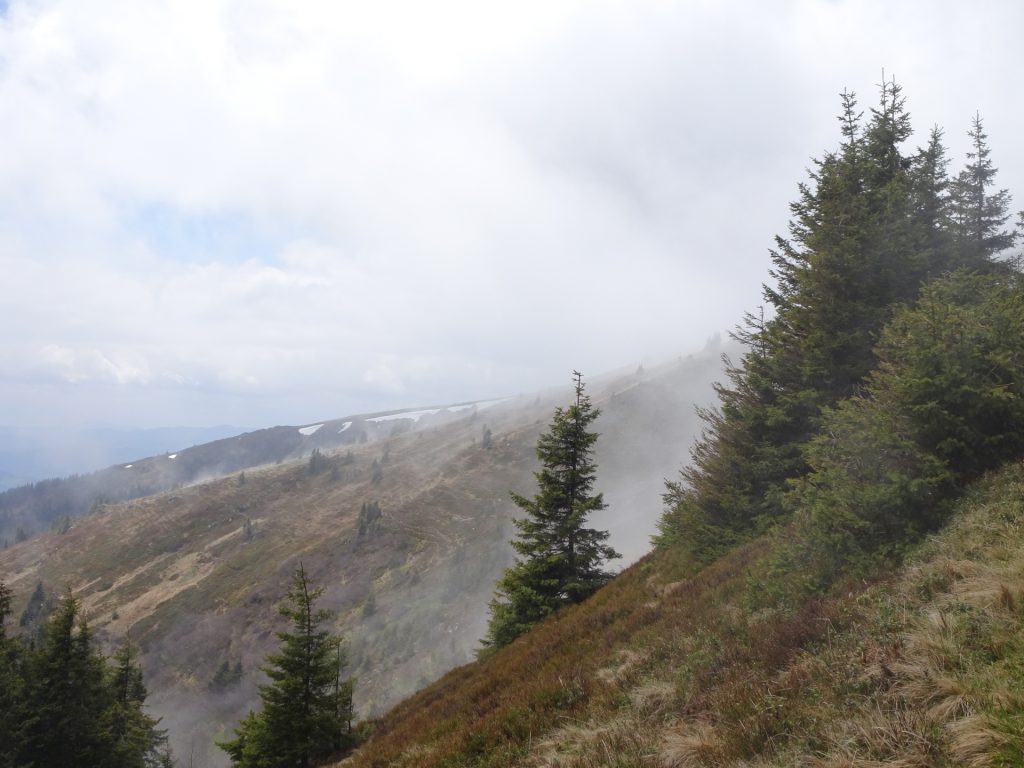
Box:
[0,0,1022,427]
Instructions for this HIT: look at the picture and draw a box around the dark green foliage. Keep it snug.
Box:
[909,125,955,272]
[877,271,1024,478]
[26,591,112,767]
[211,659,244,690]
[0,581,25,768]
[308,449,332,476]
[949,114,1017,265]
[19,579,55,641]
[103,635,169,768]
[482,373,619,651]
[219,564,356,767]
[0,583,170,768]
[781,397,952,590]
[370,459,383,486]
[780,270,1024,589]
[358,501,381,538]
[658,80,1017,557]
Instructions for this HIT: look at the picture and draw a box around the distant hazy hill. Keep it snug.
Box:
[0,401,514,546]
[0,425,248,491]
[0,349,724,767]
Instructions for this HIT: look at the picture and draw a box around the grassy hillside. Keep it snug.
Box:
[336,462,1024,768]
[0,352,721,767]
[0,402,498,545]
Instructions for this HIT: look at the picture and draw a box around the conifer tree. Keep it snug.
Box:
[0,584,169,768]
[103,634,168,768]
[657,79,1000,554]
[909,125,954,272]
[0,580,25,768]
[220,564,355,767]
[26,590,112,767]
[949,113,1017,264]
[482,373,619,650]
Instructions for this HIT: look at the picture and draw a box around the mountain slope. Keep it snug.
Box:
[0,400,506,545]
[0,424,248,492]
[0,350,723,767]
[336,461,1024,768]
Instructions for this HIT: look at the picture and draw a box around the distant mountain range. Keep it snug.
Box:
[0,425,250,491]
[0,402,509,545]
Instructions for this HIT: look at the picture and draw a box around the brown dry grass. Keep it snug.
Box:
[327,463,1024,768]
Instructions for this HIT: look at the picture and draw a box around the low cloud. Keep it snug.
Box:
[0,0,1021,428]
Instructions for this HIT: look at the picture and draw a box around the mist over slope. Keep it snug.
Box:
[0,346,724,767]
[0,398,518,546]
[335,463,1024,768]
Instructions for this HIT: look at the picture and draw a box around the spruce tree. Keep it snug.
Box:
[102,634,168,768]
[909,125,954,272]
[482,372,619,650]
[0,580,26,768]
[219,564,355,767]
[949,113,1017,264]
[656,79,1004,555]
[26,590,112,768]
[0,584,169,768]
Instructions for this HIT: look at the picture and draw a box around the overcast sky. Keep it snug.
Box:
[0,0,1021,429]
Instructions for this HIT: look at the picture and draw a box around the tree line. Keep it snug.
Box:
[0,581,173,768]
[655,78,1024,588]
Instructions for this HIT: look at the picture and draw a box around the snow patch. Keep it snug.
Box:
[123,464,133,469]
[367,409,441,424]
[167,454,177,459]
[298,424,324,436]
[447,404,475,413]
[338,421,352,433]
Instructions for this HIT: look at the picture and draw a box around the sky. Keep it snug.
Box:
[0,0,1022,430]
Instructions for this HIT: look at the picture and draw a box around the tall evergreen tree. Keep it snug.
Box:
[219,564,355,768]
[102,634,169,768]
[949,113,1017,265]
[909,125,954,273]
[482,373,619,651]
[780,269,1024,589]
[657,79,993,554]
[1,583,171,768]
[0,580,26,768]
[26,590,112,768]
